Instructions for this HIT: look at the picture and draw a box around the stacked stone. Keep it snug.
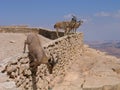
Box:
[53,33,83,76]
[43,33,84,86]
[2,33,84,90]
[2,55,32,89]
[3,55,51,90]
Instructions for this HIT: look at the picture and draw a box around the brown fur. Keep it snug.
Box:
[54,20,83,37]
[72,20,83,33]
[54,21,71,37]
[23,33,53,74]
[54,16,83,37]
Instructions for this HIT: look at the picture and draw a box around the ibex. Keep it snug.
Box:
[54,15,83,37]
[23,33,55,74]
[54,15,77,38]
[71,20,83,33]
[54,21,70,37]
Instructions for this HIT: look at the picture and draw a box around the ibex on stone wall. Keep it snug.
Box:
[23,33,56,74]
[54,21,70,37]
[71,20,83,33]
[54,15,83,37]
[68,15,83,33]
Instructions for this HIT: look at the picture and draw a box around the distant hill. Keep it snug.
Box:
[86,40,120,58]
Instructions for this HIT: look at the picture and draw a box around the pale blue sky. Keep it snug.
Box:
[0,0,120,41]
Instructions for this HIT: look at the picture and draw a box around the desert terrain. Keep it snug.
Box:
[0,32,120,90]
[0,33,51,61]
[86,41,120,58]
[0,33,52,90]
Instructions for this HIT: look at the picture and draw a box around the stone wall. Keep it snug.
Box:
[2,33,83,90]
[0,27,64,39]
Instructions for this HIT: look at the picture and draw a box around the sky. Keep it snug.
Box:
[0,0,120,41]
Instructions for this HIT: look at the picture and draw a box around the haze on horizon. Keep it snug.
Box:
[0,0,120,41]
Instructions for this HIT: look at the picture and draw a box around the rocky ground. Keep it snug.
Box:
[0,33,120,90]
[53,45,120,90]
[0,33,51,90]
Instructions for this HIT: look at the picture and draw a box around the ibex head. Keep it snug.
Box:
[78,20,83,24]
[71,15,77,22]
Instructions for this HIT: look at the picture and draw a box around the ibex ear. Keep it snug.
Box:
[72,15,77,19]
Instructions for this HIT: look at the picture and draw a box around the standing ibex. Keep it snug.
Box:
[54,21,70,37]
[69,15,83,33]
[23,33,55,74]
[54,15,83,37]
[54,15,77,38]
[71,20,83,33]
